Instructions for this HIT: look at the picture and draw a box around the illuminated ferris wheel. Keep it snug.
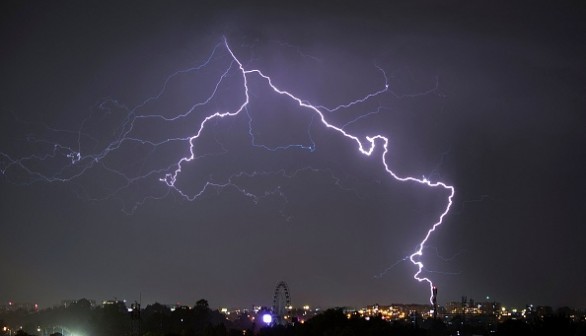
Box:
[272,280,291,324]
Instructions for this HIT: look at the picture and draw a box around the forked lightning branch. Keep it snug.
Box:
[0,37,454,303]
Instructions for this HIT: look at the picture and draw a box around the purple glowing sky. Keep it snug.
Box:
[1,1,585,309]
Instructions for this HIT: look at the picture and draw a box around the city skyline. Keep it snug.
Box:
[4,293,582,336]
[1,292,581,313]
[1,1,585,310]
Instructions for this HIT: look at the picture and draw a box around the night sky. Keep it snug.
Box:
[1,1,585,310]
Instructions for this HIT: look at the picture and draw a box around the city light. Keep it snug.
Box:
[262,313,272,324]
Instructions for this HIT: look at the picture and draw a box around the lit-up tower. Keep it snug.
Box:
[432,286,438,320]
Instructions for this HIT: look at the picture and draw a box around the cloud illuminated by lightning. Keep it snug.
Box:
[0,37,454,303]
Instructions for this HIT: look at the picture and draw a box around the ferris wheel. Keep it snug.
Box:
[272,280,291,324]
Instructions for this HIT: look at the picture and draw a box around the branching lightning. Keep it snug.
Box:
[0,37,454,303]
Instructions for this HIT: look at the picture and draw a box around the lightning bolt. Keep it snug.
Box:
[160,37,454,303]
[1,37,454,303]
